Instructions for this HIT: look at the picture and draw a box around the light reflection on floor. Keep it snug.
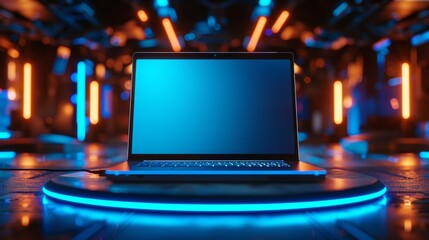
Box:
[0,142,428,239]
[42,197,388,239]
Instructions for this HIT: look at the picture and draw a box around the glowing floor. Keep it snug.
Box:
[1,143,428,239]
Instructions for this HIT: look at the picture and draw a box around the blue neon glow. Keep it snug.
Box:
[372,38,391,52]
[347,104,360,135]
[42,196,386,228]
[0,151,16,159]
[155,0,169,7]
[70,94,77,104]
[52,57,69,75]
[0,131,11,139]
[420,151,429,159]
[76,61,86,141]
[184,33,196,41]
[139,39,158,48]
[259,0,271,7]
[43,187,386,212]
[388,77,401,86]
[207,16,216,27]
[340,139,369,154]
[411,30,429,46]
[120,91,130,101]
[101,85,112,119]
[105,169,327,176]
[298,132,308,142]
[333,2,348,16]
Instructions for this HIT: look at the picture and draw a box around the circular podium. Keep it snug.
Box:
[43,170,386,212]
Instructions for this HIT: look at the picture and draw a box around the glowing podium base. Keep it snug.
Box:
[43,170,386,212]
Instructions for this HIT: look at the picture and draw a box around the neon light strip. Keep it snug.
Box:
[105,169,327,176]
[0,151,16,158]
[0,131,11,139]
[247,16,267,52]
[7,61,16,81]
[411,30,429,46]
[401,63,410,119]
[334,81,343,124]
[162,18,181,52]
[137,10,148,23]
[372,38,391,52]
[271,11,289,33]
[23,63,32,119]
[333,2,348,16]
[101,85,112,119]
[419,151,429,159]
[89,81,99,125]
[43,187,386,212]
[77,61,86,141]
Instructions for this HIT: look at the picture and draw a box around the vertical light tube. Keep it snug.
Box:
[77,62,86,141]
[162,18,181,52]
[401,63,410,119]
[138,10,148,22]
[8,61,16,81]
[101,85,112,119]
[23,63,32,119]
[247,16,267,52]
[334,81,343,125]
[89,81,99,125]
[271,11,289,33]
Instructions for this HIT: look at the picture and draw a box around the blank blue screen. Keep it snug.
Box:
[132,59,296,154]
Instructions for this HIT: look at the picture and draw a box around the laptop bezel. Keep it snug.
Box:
[128,52,299,161]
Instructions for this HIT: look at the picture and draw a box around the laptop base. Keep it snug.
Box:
[103,161,327,183]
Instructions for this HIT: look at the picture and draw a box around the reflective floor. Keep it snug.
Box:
[1,143,428,239]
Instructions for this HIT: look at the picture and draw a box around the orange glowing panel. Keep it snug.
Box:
[247,17,267,52]
[401,63,410,119]
[162,18,182,52]
[390,98,399,110]
[271,10,289,33]
[95,64,106,79]
[57,46,71,59]
[343,96,352,109]
[89,81,99,124]
[138,10,148,22]
[8,48,19,58]
[334,81,343,124]
[7,61,16,81]
[23,63,32,120]
[21,215,30,227]
[8,87,16,101]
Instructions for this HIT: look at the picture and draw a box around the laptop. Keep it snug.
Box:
[104,52,326,182]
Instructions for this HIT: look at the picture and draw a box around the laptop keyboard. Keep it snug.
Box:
[136,160,290,168]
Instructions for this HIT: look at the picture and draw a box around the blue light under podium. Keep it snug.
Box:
[43,170,386,212]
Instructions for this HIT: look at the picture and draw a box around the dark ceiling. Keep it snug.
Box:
[0,0,428,54]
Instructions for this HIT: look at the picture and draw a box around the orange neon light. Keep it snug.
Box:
[162,18,181,52]
[23,63,32,119]
[8,61,16,81]
[334,81,343,124]
[138,10,148,22]
[57,46,71,59]
[95,64,106,79]
[401,63,410,119]
[8,87,16,101]
[272,11,289,33]
[247,17,267,52]
[8,48,19,58]
[89,81,99,124]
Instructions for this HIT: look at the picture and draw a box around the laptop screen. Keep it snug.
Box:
[130,55,297,156]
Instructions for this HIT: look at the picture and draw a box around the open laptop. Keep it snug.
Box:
[104,52,326,182]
